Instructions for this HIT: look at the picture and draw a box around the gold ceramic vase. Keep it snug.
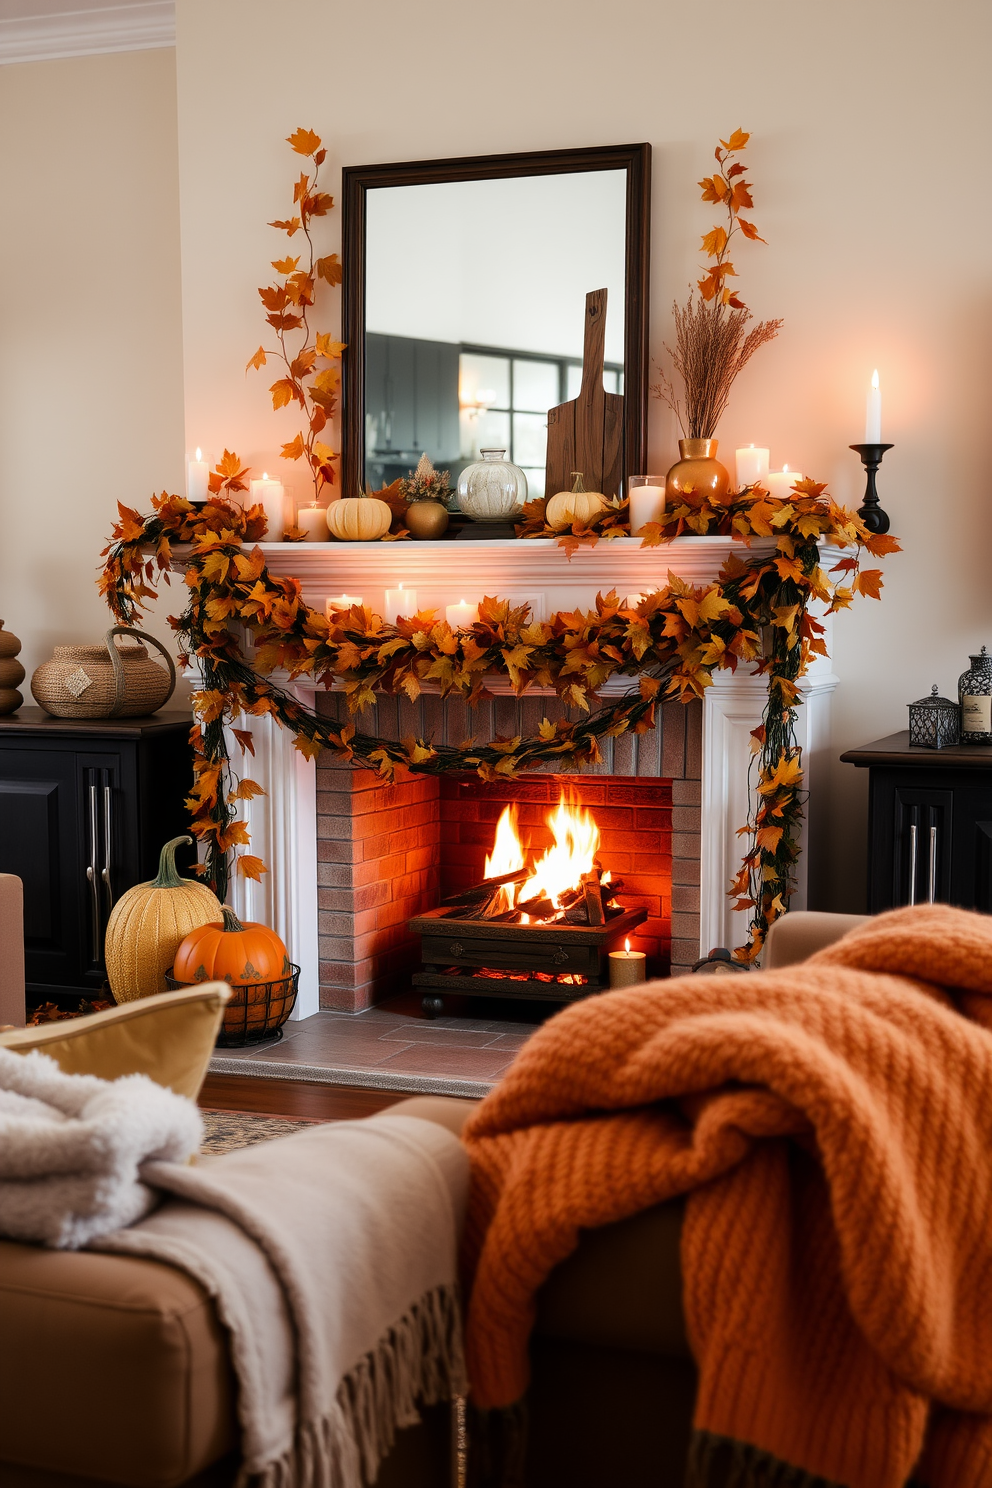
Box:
[665,438,730,505]
[405,499,450,540]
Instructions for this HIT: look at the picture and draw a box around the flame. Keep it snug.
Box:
[871,368,880,390]
[195,446,202,462]
[625,938,631,953]
[518,789,600,909]
[485,804,525,880]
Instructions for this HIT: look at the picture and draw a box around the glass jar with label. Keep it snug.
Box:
[958,645,992,744]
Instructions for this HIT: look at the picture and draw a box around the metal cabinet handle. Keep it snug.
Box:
[908,823,917,907]
[928,824,937,904]
[101,783,114,910]
[85,781,100,959]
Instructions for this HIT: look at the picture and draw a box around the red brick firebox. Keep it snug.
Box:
[314,698,702,1012]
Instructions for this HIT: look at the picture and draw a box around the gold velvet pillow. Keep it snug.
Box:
[0,984,230,1099]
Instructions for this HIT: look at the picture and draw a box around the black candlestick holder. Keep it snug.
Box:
[849,442,894,534]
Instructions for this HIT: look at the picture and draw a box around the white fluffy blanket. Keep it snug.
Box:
[96,1116,469,1488]
[0,1045,201,1247]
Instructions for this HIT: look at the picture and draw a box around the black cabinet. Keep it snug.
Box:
[0,708,194,999]
[841,731,992,913]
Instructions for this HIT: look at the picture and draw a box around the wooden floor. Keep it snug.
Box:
[199,1072,413,1121]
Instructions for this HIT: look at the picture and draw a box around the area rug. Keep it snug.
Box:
[199,1108,322,1155]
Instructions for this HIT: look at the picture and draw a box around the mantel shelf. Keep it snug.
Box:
[168,535,843,618]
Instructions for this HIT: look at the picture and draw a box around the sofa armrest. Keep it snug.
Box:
[764,910,870,969]
[0,874,25,1028]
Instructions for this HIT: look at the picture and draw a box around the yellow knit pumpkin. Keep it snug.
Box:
[104,835,224,1003]
[545,473,607,531]
[325,496,392,542]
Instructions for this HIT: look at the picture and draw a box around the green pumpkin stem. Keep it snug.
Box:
[152,835,194,889]
[570,472,586,493]
[221,904,246,934]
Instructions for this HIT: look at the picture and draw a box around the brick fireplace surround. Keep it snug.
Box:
[314,695,701,1012]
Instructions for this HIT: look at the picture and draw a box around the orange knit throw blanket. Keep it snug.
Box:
[462,905,992,1488]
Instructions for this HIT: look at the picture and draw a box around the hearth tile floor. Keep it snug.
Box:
[208,991,549,1099]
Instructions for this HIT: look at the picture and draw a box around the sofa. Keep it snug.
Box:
[0,908,868,1488]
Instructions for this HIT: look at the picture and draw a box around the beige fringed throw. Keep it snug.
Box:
[94,1114,469,1488]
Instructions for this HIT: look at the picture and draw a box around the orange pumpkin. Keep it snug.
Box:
[172,906,295,1040]
[173,905,290,985]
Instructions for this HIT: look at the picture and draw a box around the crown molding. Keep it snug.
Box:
[0,2,174,65]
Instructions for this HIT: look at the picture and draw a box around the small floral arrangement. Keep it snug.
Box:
[401,454,451,504]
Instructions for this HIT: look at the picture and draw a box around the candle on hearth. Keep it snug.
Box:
[187,447,209,503]
[735,445,770,489]
[249,473,285,541]
[865,368,882,443]
[326,595,363,620]
[626,475,666,536]
[766,465,804,501]
[608,938,647,989]
[296,503,328,541]
[445,599,478,630]
[384,584,418,625]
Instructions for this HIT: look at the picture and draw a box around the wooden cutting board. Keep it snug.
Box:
[544,288,624,501]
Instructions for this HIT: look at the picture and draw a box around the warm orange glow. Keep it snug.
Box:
[518,789,600,909]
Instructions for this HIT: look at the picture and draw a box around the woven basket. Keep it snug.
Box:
[166,965,300,1046]
[31,626,177,719]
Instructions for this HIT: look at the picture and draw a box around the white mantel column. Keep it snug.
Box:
[225,699,319,1019]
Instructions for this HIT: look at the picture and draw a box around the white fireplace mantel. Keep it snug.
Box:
[187,537,840,1016]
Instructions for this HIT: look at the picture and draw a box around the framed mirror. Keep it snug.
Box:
[341,143,651,505]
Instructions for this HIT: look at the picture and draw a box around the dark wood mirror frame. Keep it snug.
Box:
[341,142,651,500]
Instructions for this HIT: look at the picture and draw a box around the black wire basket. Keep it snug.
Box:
[166,964,300,1047]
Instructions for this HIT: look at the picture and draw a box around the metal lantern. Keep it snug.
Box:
[907,685,960,749]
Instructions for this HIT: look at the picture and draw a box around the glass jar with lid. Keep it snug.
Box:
[456,449,528,523]
[958,645,992,744]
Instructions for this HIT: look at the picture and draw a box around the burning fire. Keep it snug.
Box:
[486,791,602,911]
[485,803,525,879]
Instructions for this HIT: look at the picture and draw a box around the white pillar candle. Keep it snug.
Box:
[608,938,647,989]
[626,476,666,536]
[296,504,328,541]
[325,595,363,620]
[249,473,286,541]
[766,465,804,501]
[735,445,770,489]
[445,599,478,630]
[865,369,882,443]
[188,447,209,502]
[384,584,418,625]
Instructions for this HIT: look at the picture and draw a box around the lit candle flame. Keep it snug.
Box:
[263,471,268,480]
[782,464,789,474]
[195,447,202,462]
[624,938,631,954]
[871,368,879,390]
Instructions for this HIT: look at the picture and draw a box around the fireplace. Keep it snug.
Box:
[217,535,840,1019]
[409,784,653,1016]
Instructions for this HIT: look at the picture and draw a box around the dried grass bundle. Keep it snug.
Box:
[655,298,782,440]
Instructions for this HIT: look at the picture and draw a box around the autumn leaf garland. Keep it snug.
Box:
[100,476,898,958]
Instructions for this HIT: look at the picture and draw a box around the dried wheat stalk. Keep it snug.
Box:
[654,298,783,441]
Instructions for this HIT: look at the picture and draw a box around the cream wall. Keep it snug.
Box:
[0,46,186,696]
[186,1,990,909]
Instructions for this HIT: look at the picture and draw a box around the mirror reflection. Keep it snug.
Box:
[363,171,627,499]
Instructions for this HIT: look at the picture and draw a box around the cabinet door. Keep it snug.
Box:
[0,746,130,993]
[950,783,992,912]
[871,782,954,911]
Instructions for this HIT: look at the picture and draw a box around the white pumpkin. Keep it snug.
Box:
[325,496,392,542]
[545,473,607,531]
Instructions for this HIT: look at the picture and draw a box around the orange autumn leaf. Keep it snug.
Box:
[720,128,750,152]
[246,345,267,371]
[316,254,342,286]
[269,216,301,236]
[116,503,147,543]
[853,568,884,599]
[286,127,322,157]
[231,728,256,756]
[236,854,268,881]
